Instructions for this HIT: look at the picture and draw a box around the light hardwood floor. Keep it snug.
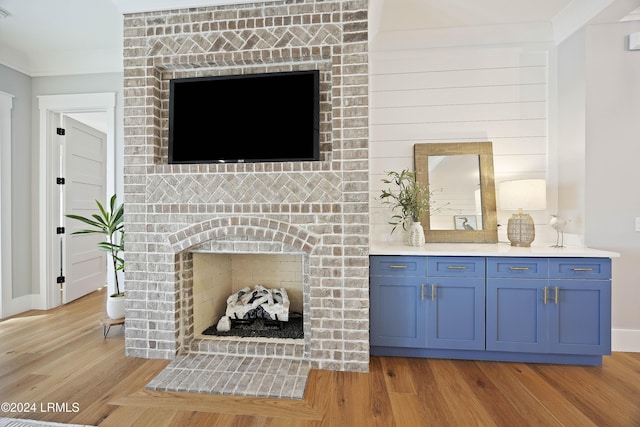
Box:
[1,288,639,427]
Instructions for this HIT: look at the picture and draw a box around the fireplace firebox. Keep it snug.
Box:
[193,253,305,341]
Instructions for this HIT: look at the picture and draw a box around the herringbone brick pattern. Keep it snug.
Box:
[147,25,341,57]
[146,172,342,204]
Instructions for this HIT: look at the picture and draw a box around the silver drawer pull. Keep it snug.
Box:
[572,267,593,271]
[389,265,408,269]
[509,267,530,271]
[447,266,467,270]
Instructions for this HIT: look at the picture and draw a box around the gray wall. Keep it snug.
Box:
[0,64,33,298]
[585,21,640,334]
[558,19,640,337]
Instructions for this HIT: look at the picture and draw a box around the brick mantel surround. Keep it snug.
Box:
[122,0,370,372]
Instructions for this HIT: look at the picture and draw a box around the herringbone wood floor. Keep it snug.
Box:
[1,288,639,426]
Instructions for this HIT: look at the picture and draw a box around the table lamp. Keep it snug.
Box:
[498,179,546,247]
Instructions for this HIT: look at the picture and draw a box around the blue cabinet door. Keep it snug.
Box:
[487,278,611,355]
[547,280,611,355]
[486,278,546,352]
[426,277,485,350]
[370,276,427,348]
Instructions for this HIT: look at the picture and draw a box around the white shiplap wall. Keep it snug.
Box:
[370,47,550,243]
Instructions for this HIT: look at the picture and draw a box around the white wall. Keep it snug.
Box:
[370,46,553,244]
[583,20,640,349]
[557,28,588,237]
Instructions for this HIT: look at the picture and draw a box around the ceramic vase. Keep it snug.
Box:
[106,294,125,319]
[408,221,425,247]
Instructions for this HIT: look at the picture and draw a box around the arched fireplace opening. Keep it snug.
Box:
[170,216,314,360]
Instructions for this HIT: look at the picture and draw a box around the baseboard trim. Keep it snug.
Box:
[612,328,640,352]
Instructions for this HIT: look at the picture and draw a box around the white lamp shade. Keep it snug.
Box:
[499,179,546,211]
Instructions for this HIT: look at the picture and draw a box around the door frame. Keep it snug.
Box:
[37,93,116,310]
[0,91,15,318]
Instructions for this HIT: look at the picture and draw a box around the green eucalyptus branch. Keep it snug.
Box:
[379,170,431,233]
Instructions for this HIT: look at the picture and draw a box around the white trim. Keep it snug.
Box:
[612,328,640,353]
[0,91,14,318]
[629,32,640,50]
[37,93,116,310]
[552,0,616,44]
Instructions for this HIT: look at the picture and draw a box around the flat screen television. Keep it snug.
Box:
[168,70,320,164]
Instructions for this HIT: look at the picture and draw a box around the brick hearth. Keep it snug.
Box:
[146,353,311,399]
[122,0,370,373]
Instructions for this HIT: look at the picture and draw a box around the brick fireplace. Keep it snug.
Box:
[122,0,370,372]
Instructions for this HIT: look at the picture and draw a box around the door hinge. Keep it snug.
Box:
[57,177,65,185]
[56,127,66,135]
[56,227,65,234]
[57,276,65,284]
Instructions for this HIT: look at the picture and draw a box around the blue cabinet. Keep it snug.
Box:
[486,257,611,356]
[370,255,612,365]
[370,256,484,351]
[426,257,485,350]
[549,258,611,355]
[370,256,427,348]
[547,280,611,355]
[486,258,548,352]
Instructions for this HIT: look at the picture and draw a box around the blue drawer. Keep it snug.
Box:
[487,257,548,278]
[549,258,611,279]
[370,256,427,276]
[427,257,485,277]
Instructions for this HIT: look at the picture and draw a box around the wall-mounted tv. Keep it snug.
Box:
[168,70,320,164]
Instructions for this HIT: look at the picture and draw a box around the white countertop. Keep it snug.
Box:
[370,241,620,258]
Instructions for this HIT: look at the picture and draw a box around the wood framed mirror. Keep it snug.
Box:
[414,141,498,243]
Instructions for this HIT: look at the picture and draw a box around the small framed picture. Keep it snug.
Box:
[454,215,477,230]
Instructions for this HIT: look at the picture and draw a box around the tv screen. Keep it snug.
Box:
[169,70,320,164]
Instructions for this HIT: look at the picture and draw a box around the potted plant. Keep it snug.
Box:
[66,194,125,319]
[379,170,430,246]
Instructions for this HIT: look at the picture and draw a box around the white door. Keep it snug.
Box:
[62,116,107,303]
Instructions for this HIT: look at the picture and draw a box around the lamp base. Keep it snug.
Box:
[507,213,535,247]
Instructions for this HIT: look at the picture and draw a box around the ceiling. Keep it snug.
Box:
[0,0,638,76]
[0,0,122,76]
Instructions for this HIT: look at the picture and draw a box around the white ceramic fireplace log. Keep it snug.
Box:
[224,285,290,322]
